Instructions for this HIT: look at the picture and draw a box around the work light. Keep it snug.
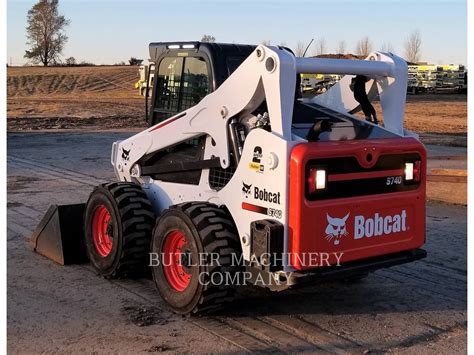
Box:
[307,168,327,193]
[405,161,421,182]
[405,163,414,180]
[316,170,326,189]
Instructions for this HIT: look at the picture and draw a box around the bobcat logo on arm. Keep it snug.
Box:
[325,213,350,245]
[122,148,131,161]
[242,182,252,198]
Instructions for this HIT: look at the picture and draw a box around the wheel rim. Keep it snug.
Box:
[163,230,192,292]
[92,205,113,257]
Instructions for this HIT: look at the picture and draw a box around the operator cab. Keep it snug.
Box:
[146,42,256,126]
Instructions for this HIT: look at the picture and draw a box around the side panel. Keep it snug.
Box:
[135,128,291,265]
[289,138,426,270]
[218,129,290,262]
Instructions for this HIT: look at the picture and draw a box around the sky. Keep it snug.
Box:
[7,0,467,66]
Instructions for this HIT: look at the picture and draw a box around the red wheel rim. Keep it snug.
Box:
[163,230,191,292]
[92,205,113,257]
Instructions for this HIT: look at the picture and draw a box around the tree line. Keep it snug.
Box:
[202,33,422,62]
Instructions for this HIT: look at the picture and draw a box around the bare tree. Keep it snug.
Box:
[404,30,422,63]
[65,56,76,66]
[314,38,327,55]
[355,36,373,57]
[261,40,271,46]
[79,60,95,66]
[294,41,306,57]
[201,34,216,43]
[381,42,394,52]
[129,57,143,66]
[24,0,70,66]
[335,40,346,54]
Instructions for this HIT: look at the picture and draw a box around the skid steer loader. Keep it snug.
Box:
[32,42,426,315]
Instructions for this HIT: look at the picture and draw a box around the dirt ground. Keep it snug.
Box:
[7,66,146,130]
[374,95,467,146]
[7,66,467,146]
[7,131,467,353]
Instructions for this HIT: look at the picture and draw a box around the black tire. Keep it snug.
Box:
[84,182,155,278]
[151,202,241,315]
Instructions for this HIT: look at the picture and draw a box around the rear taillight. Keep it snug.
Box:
[413,160,421,182]
[307,168,326,194]
[404,160,421,182]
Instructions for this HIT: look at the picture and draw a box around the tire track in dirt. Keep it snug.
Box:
[7,67,138,97]
[48,74,67,94]
[8,156,104,187]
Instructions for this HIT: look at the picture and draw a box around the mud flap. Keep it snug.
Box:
[31,204,88,265]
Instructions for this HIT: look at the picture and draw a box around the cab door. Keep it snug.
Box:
[148,55,211,126]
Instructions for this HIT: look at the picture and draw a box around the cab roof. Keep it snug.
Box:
[148,41,256,63]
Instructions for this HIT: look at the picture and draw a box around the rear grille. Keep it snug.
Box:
[306,153,421,200]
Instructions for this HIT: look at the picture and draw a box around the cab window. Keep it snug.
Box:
[181,57,209,110]
[153,56,210,118]
[154,57,183,112]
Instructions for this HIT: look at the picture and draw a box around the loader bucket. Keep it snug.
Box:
[31,204,88,265]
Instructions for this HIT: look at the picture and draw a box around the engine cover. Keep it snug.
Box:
[288,138,426,270]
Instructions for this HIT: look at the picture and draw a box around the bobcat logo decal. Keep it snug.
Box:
[325,213,350,245]
[242,182,252,198]
[122,147,131,161]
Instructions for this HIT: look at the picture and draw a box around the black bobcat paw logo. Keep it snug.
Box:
[122,148,131,161]
[242,182,252,198]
